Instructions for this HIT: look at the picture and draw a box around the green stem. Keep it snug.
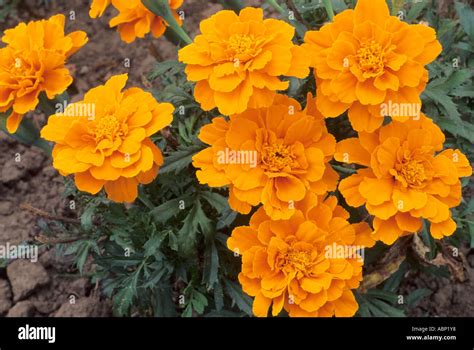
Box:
[142,0,192,45]
[333,164,356,174]
[267,0,285,14]
[322,0,335,21]
[391,0,405,16]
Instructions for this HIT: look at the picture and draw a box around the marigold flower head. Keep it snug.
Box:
[178,7,310,116]
[89,0,112,18]
[228,192,375,317]
[106,0,183,43]
[0,14,87,133]
[303,0,442,132]
[40,74,174,203]
[193,94,338,220]
[335,116,472,244]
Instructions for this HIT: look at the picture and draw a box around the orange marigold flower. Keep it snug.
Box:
[108,0,183,43]
[40,74,174,203]
[303,0,442,132]
[335,116,472,244]
[89,0,112,18]
[0,14,87,133]
[178,7,310,116]
[228,192,375,317]
[193,94,338,220]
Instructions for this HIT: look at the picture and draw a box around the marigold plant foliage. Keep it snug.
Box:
[40,74,174,203]
[335,116,472,244]
[0,14,87,133]
[303,0,442,132]
[193,94,338,220]
[178,7,310,116]
[90,0,184,43]
[228,192,375,317]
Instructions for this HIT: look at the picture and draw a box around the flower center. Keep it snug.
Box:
[227,34,257,60]
[356,40,385,76]
[95,115,121,141]
[278,248,313,276]
[397,160,427,187]
[262,143,294,172]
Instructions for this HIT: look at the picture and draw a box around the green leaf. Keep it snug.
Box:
[150,197,189,223]
[143,233,166,257]
[468,222,474,248]
[422,221,437,260]
[200,191,228,213]
[70,240,99,274]
[114,263,144,316]
[114,285,135,316]
[168,231,179,251]
[367,298,406,317]
[383,260,408,292]
[406,1,426,22]
[148,60,185,81]
[366,289,399,304]
[177,200,212,255]
[160,145,203,174]
[214,282,224,311]
[406,288,431,307]
[429,69,472,92]
[152,285,178,317]
[423,87,460,119]
[202,241,219,289]
[217,0,244,12]
[455,1,474,42]
[191,290,208,314]
[224,280,253,316]
[80,205,95,232]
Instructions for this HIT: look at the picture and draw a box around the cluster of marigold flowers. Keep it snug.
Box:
[183,1,471,317]
[1,0,471,318]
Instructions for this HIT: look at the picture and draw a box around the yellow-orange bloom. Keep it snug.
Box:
[193,94,338,220]
[0,14,87,133]
[335,116,472,244]
[108,0,183,43]
[228,193,375,317]
[303,0,442,132]
[89,0,111,18]
[40,74,174,203]
[178,7,309,116]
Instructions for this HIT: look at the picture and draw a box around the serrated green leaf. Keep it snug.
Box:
[224,280,253,316]
[200,191,228,213]
[406,1,426,22]
[203,241,219,289]
[143,233,166,257]
[455,1,474,42]
[160,145,203,174]
[406,288,431,307]
[150,197,189,223]
[80,205,95,232]
[423,87,460,119]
